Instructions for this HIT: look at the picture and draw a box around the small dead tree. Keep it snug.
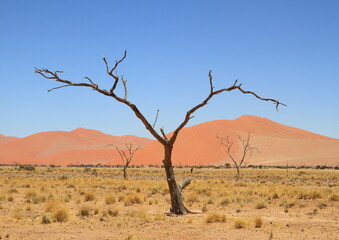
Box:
[108,143,141,179]
[35,51,285,214]
[218,132,259,180]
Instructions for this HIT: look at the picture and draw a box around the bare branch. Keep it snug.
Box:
[208,70,214,93]
[84,77,95,85]
[106,143,142,178]
[152,109,160,128]
[170,71,286,144]
[102,51,127,93]
[219,132,259,179]
[122,76,128,99]
[178,178,191,191]
[47,85,71,92]
[103,56,109,74]
[35,53,166,145]
[160,127,168,141]
[236,87,287,111]
[110,144,126,165]
[111,50,127,74]
[217,136,237,166]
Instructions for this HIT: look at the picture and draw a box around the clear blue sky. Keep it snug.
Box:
[1,0,338,139]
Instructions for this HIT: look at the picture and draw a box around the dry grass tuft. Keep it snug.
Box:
[329,193,338,201]
[125,209,148,219]
[254,216,263,228]
[41,215,51,224]
[219,198,231,206]
[84,192,96,202]
[107,208,119,217]
[205,213,226,223]
[105,193,116,205]
[233,218,246,229]
[79,205,91,217]
[254,201,267,209]
[124,194,143,206]
[53,206,69,222]
[7,195,14,202]
[45,200,61,212]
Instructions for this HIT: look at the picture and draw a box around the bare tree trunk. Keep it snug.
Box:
[123,166,127,179]
[236,165,240,180]
[163,144,187,214]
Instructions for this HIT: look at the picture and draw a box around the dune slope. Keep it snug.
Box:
[0,128,152,166]
[1,116,338,167]
[133,115,339,167]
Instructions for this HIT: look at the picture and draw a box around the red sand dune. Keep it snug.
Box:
[1,116,338,167]
[131,115,339,167]
[0,128,152,166]
[0,134,19,144]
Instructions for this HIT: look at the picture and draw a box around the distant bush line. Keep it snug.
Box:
[0,163,338,170]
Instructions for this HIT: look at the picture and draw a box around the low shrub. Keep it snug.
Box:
[254,216,263,228]
[105,193,116,205]
[79,205,91,217]
[124,194,143,206]
[53,207,69,222]
[233,219,246,229]
[255,201,266,209]
[84,192,96,202]
[205,213,226,223]
[42,215,51,224]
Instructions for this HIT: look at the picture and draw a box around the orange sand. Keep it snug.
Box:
[1,116,338,167]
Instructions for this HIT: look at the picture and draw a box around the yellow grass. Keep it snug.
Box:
[0,166,337,239]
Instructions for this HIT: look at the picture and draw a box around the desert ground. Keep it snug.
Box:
[0,166,338,240]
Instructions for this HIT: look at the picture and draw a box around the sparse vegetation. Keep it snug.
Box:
[0,166,337,239]
[41,215,51,224]
[254,201,267,209]
[233,218,246,229]
[254,216,263,228]
[53,206,69,222]
[105,193,116,205]
[79,205,91,217]
[205,213,226,223]
[124,194,143,206]
[84,192,96,202]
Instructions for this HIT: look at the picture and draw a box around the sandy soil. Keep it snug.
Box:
[0,167,338,239]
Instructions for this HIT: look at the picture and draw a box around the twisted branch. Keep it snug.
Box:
[170,71,286,144]
[35,52,285,148]
[35,53,166,145]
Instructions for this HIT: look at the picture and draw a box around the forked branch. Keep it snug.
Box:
[170,71,286,144]
[103,50,127,93]
[35,52,285,148]
[35,52,165,145]
[107,143,141,179]
[218,132,259,179]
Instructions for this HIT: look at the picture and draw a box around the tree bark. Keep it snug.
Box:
[123,167,127,179]
[163,144,187,215]
[236,165,240,180]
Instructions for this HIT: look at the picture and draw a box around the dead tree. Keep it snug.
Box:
[107,143,141,179]
[218,132,259,180]
[35,51,285,215]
